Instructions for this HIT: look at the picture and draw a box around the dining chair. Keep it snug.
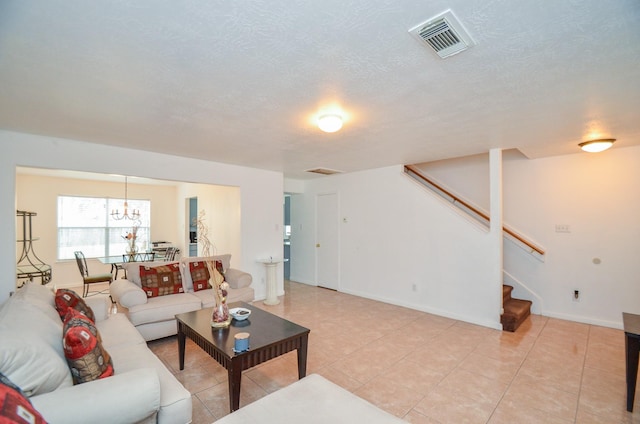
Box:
[164,247,180,261]
[74,251,113,297]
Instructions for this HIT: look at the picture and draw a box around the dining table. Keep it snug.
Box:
[97,252,155,279]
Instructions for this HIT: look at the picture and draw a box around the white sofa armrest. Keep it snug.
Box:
[84,296,110,322]
[225,268,252,289]
[31,368,160,424]
[110,279,148,309]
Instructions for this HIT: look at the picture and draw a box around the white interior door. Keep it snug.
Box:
[316,193,339,290]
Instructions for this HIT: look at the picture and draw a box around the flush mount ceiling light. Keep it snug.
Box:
[318,114,343,133]
[579,138,616,153]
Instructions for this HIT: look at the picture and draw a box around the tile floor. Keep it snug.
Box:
[134,281,637,423]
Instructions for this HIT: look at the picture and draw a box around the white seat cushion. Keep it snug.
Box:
[126,292,201,327]
[213,374,405,424]
[96,313,147,349]
[108,343,191,424]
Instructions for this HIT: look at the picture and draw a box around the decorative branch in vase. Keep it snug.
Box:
[122,221,140,260]
[196,210,230,327]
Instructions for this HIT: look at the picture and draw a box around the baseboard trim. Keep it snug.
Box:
[340,288,502,331]
[542,310,622,330]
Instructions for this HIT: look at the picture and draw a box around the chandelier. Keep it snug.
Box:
[111,176,140,221]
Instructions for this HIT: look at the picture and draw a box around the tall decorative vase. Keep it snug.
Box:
[211,300,231,328]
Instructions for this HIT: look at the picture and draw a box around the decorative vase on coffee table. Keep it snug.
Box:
[211,282,231,328]
[211,300,231,328]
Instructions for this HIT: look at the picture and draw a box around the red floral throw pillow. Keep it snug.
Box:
[54,288,95,322]
[189,260,225,292]
[139,263,184,298]
[0,372,47,424]
[62,310,113,384]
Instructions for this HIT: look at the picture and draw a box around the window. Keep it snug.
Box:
[57,195,151,260]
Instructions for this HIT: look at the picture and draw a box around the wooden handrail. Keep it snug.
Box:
[404,165,545,256]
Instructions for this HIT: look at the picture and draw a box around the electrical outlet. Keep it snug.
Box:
[555,224,571,233]
[573,289,580,302]
[412,284,417,292]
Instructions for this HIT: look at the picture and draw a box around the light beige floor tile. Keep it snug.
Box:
[584,341,626,376]
[413,386,496,424]
[175,363,222,394]
[588,325,624,347]
[488,398,574,424]
[314,365,364,392]
[472,340,530,365]
[437,368,510,407]
[195,376,268,420]
[191,395,215,424]
[374,357,448,395]
[581,365,626,394]
[403,409,443,423]
[354,375,426,417]
[517,357,583,394]
[502,373,579,421]
[458,351,521,384]
[244,356,300,393]
[577,383,634,423]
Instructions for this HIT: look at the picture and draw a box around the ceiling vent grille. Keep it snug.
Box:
[409,10,475,59]
[305,167,343,176]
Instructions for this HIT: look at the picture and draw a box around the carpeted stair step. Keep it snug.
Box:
[503,284,513,303]
[501,298,532,332]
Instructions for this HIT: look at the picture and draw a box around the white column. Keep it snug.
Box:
[258,258,282,305]
[489,148,504,319]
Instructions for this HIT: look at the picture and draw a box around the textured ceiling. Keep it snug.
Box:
[1,1,639,179]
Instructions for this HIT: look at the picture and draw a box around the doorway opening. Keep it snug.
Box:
[283,195,291,280]
[188,197,198,256]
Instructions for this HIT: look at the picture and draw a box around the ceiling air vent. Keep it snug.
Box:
[408,10,475,59]
[305,167,342,176]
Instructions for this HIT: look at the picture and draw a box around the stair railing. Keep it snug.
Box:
[404,164,545,257]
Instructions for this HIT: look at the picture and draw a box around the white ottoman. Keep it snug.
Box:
[213,374,405,423]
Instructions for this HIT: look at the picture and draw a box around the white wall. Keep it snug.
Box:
[289,165,502,329]
[416,146,640,328]
[1,130,284,302]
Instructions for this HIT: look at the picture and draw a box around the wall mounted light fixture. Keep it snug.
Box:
[579,138,615,153]
[318,114,343,133]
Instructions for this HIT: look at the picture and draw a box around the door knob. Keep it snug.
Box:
[316,243,320,248]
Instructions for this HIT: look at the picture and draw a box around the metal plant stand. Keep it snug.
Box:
[16,210,52,285]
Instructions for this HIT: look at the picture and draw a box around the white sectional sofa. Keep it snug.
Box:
[110,254,254,341]
[0,282,192,424]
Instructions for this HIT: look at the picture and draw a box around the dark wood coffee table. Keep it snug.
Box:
[176,301,310,412]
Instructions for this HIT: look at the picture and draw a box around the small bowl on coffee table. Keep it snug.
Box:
[230,307,251,321]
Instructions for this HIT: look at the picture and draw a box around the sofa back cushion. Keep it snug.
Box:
[181,255,231,292]
[139,263,184,298]
[0,286,73,396]
[11,282,60,324]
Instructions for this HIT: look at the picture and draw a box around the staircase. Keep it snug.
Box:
[501,285,532,332]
